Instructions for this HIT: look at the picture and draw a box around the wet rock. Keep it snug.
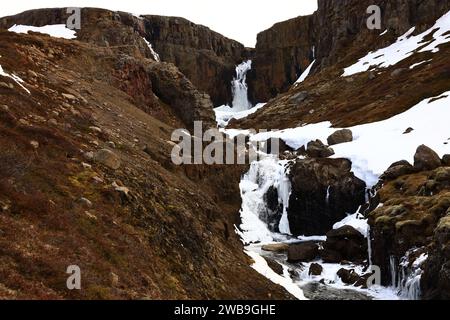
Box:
[322,226,367,263]
[288,158,366,236]
[309,263,323,276]
[337,268,371,288]
[287,242,320,263]
[414,145,441,171]
[327,129,353,146]
[306,140,335,158]
[94,149,121,169]
[261,243,289,253]
[264,257,284,275]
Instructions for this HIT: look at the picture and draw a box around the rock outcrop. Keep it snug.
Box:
[288,158,366,236]
[247,15,315,103]
[247,0,450,103]
[368,150,450,287]
[142,15,253,106]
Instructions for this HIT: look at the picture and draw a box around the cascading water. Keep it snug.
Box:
[231,60,253,111]
[389,248,428,300]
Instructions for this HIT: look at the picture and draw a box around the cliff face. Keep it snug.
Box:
[247,16,315,104]
[142,15,253,106]
[248,0,450,103]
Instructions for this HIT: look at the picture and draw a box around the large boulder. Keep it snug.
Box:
[287,242,320,262]
[414,145,442,171]
[327,129,353,146]
[442,154,450,166]
[322,226,367,263]
[288,158,366,236]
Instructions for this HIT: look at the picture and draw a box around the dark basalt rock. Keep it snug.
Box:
[288,158,366,236]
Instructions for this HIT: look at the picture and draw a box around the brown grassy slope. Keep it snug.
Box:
[0,31,292,299]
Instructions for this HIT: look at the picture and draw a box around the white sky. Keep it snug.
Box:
[0,0,318,47]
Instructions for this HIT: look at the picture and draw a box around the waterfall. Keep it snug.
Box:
[231,60,252,111]
[389,249,428,300]
[367,225,373,266]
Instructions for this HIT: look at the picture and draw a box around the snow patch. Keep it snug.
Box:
[333,212,368,237]
[0,63,30,94]
[142,37,160,62]
[295,60,315,84]
[8,24,77,39]
[214,103,266,128]
[343,10,450,76]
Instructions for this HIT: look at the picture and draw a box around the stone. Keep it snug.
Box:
[84,151,94,161]
[30,140,39,149]
[62,93,78,101]
[306,139,335,158]
[414,145,442,171]
[442,154,450,166]
[322,226,367,263]
[77,197,93,208]
[290,91,309,104]
[288,158,366,236]
[261,243,289,253]
[110,272,119,286]
[327,129,353,146]
[48,118,58,126]
[89,126,102,134]
[106,141,116,149]
[309,263,323,276]
[403,127,414,134]
[93,149,121,169]
[337,268,361,285]
[380,160,415,180]
[391,68,407,77]
[264,258,284,276]
[287,242,320,262]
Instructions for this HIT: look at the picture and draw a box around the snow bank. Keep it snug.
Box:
[142,37,160,62]
[333,212,368,237]
[246,249,307,300]
[343,10,450,76]
[8,24,77,39]
[214,103,266,127]
[295,60,315,84]
[0,63,30,94]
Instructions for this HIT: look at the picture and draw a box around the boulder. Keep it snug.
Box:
[327,129,353,146]
[337,268,371,288]
[94,149,121,169]
[380,160,415,180]
[442,154,450,166]
[322,226,367,263]
[261,243,289,253]
[264,257,284,276]
[287,242,320,262]
[309,263,323,276]
[306,140,335,158]
[414,145,442,171]
[288,158,366,236]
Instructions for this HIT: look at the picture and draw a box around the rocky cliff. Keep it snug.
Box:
[142,15,253,106]
[248,0,450,103]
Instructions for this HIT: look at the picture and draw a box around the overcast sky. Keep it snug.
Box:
[0,0,318,47]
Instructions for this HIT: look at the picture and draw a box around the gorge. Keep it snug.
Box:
[0,0,449,301]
